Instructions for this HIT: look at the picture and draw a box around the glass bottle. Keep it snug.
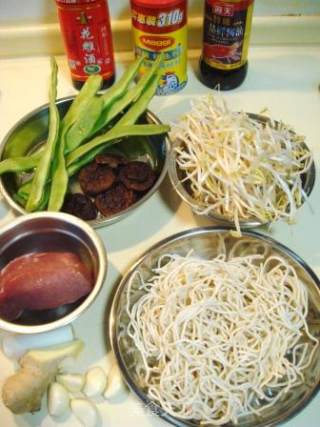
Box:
[199,0,254,90]
[55,0,115,90]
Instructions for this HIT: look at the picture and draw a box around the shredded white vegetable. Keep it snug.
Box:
[125,245,319,425]
[171,95,313,233]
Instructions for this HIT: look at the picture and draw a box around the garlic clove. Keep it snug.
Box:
[71,398,100,427]
[83,367,107,398]
[103,364,128,402]
[47,382,70,417]
[56,373,84,393]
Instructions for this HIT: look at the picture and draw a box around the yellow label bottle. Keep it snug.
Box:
[130,0,188,95]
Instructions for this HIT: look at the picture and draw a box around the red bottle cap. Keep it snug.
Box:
[131,0,185,8]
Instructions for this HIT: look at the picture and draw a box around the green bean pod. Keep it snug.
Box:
[66,123,169,166]
[25,57,60,212]
[92,54,162,135]
[0,149,43,175]
[65,57,144,153]
[46,67,103,210]
[64,95,103,152]
[100,56,144,108]
[62,74,102,127]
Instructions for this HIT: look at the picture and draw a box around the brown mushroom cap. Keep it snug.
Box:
[79,162,116,195]
[62,193,98,221]
[119,161,156,192]
[95,183,135,217]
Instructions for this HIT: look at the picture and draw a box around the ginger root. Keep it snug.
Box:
[2,340,83,414]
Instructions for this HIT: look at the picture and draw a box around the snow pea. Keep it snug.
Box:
[2,74,101,180]
[47,73,103,211]
[16,183,50,210]
[66,122,169,167]
[64,57,144,153]
[64,96,103,153]
[26,58,60,212]
[47,135,68,211]
[91,54,162,137]
[0,149,44,175]
[116,73,160,127]
[66,73,161,166]
[88,57,144,136]
[62,74,102,127]
[100,56,143,108]
[3,117,48,160]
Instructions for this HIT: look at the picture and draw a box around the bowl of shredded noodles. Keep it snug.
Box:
[168,95,315,234]
[110,227,320,427]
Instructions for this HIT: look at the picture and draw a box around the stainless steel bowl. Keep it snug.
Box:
[110,227,320,427]
[168,113,316,229]
[0,96,170,228]
[0,212,107,334]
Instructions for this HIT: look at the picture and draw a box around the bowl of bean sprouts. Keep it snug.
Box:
[110,227,320,427]
[168,95,315,234]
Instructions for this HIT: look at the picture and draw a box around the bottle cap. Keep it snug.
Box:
[131,0,184,8]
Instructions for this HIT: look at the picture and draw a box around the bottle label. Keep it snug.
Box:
[202,0,254,71]
[130,0,188,95]
[56,0,115,81]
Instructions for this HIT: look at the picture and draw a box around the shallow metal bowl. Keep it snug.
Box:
[0,212,107,334]
[168,113,315,229]
[110,227,320,427]
[0,96,170,228]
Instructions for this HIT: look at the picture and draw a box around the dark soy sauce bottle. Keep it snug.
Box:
[199,0,254,90]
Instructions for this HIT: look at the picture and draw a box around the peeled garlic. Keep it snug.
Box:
[47,382,70,417]
[104,364,127,402]
[83,367,107,398]
[56,373,84,392]
[71,398,99,427]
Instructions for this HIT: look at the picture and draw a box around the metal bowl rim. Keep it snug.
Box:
[0,96,171,229]
[0,211,107,334]
[109,225,320,427]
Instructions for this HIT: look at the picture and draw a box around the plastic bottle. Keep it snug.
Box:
[130,0,188,95]
[55,0,115,90]
[199,0,254,90]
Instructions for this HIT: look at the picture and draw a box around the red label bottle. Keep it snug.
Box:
[55,0,115,90]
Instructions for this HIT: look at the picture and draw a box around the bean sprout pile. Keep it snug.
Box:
[171,95,313,233]
[125,244,319,425]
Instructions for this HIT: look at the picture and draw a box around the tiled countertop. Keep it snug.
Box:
[0,45,320,427]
